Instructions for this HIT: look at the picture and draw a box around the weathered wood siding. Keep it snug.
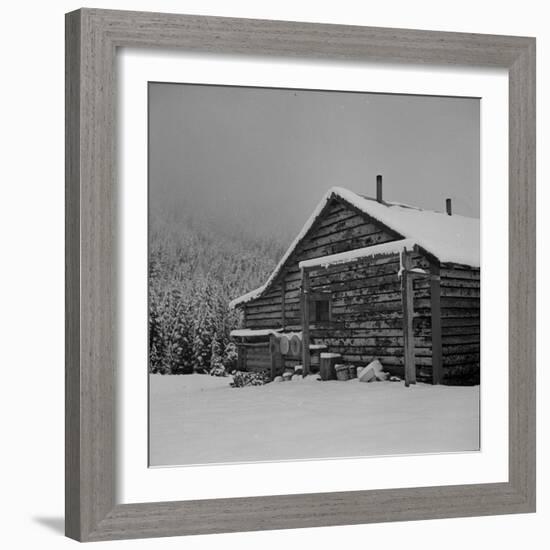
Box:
[438,263,480,384]
[303,251,433,382]
[243,198,400,330]
[241,198,437,381]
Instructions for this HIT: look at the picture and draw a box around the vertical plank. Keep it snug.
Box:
[269,335,276,379]
[401,251,416,386]
[430,263,443,384]
[508,43,536,506]
[270,335,283,379]
[301,268,311,375]
[65,9,82,541]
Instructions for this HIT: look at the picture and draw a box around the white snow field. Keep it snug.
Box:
[149,373,480,467]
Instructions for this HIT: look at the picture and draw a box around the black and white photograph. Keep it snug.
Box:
[0,0,542,546]
[148,83,481,467]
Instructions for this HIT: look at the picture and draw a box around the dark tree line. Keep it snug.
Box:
[149,215,284,375]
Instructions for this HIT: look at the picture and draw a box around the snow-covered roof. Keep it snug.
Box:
[230,187,479,308]
[298,239,415,270]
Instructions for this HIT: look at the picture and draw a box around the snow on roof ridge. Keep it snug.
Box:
[228,285,267,309]
[299,238,415,270]
[229,187,479,308]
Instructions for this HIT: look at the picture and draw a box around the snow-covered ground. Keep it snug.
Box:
[149,373,480,467]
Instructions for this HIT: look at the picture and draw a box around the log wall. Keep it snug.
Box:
[304,251,433,382]
[243,198,401,331]
[438,263,480,384]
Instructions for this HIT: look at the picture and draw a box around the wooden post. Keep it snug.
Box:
[300,268,311,376]
[281,279,286,330]
[401,250,416,386]
[269,334,282,380]
[430,263,443,384]
[237,344,245,371]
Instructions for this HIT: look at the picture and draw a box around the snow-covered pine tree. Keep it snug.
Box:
[209,335,225,376]
[148,214,286,375]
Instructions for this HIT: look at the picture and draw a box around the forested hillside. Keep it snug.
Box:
[149,214,286,374]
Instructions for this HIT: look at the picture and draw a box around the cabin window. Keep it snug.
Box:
[311,297,331,323]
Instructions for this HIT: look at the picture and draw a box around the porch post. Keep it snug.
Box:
[401,250,416,386]
[300,267,311,376]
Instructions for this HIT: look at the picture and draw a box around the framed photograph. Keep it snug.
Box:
[65,8,536,542]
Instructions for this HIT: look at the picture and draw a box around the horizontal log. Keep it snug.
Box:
[314,209,362,231]
[441,279,481,289]
[440,287,480,298]
[441,317,481,328]
[333,318,405,330]
[243,295,282,308]
[302,231,394,257]
[245,320,283,329]
[332,301,403,314]
[283,255,400,285]
[332,291,403,307]
[309,269,401,292]
[245,304,300,317]
[442,334,480,345]
[245,311,283,321]
[314,216,376,240]
[301,221,384,251]
[442,361,480,371]
[443,343,480,354]
[245,297,298,310]
[312,327,432,339]
[245,305,282,316]
[439,308,481,319]
[442,353,480,365]
[441,327,480,338]
[340,310,404,322]
[327,345,432,357]
[311,274,400,296]
[440,268,480,280]
[332,283,402,300]
[315,336,432,349]
[318,336,404,347]
[440,297,480,309]
[311,328,405,339]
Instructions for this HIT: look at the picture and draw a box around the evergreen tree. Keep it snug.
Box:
[148,214,284,375]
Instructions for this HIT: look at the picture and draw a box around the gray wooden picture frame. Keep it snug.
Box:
[65,8,536,542]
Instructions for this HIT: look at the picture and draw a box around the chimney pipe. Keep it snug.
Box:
[446,198,452,216]
[376,175,383,203]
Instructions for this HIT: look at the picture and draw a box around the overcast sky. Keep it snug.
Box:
[149,82,479,244]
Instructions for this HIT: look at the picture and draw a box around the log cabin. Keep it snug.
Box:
[229,182,480,385]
